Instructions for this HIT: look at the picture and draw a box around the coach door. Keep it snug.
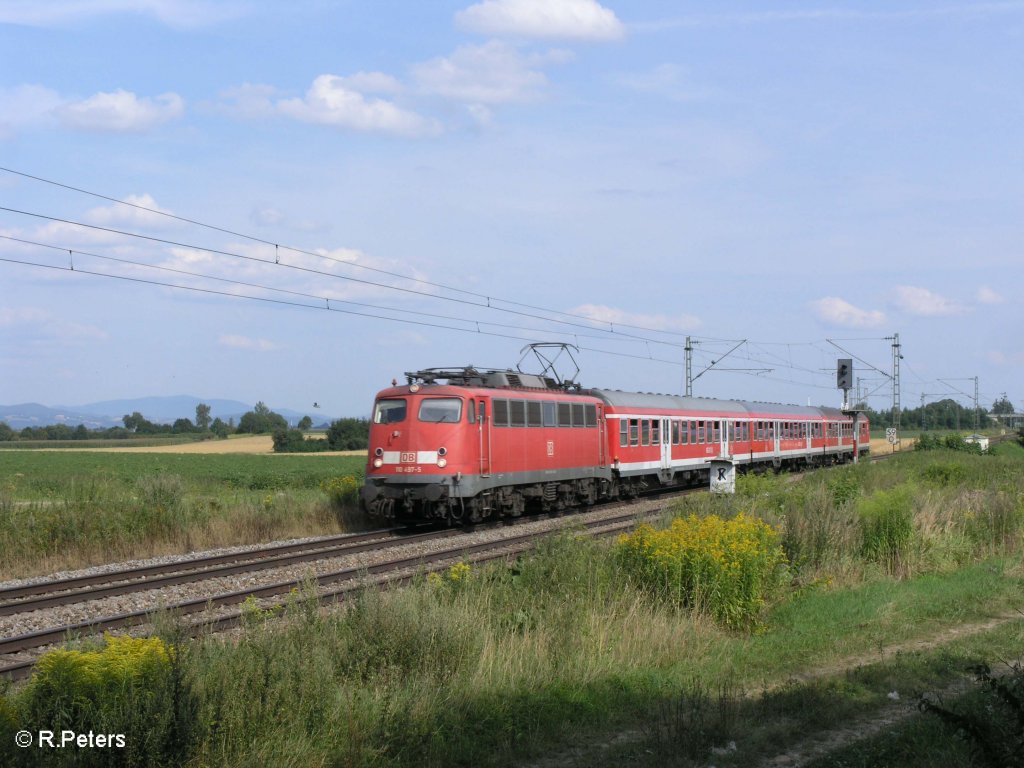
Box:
[660,418,672,470]
[478,400,491,477]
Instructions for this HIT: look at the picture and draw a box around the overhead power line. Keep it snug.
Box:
[0,205,691,350]
[0,165,694,339]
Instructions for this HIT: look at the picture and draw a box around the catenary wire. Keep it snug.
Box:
[0,165,694,339]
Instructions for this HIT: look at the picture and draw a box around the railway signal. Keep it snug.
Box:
[837,359,853,390]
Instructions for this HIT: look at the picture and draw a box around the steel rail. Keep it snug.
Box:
[0,527,459,617]
[0,526,413,602]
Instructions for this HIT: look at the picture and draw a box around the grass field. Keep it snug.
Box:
[0,450,368,578]
[3,442,1023,767]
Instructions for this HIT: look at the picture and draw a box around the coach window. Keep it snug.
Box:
[620,419,628,447]
[527,401,542,427]
[698,422,705,443]
[572,403,585,428]
[681,420,689,444]
[542,401,557,427]
[557,402,572,427]
[672,420,680,445]
[714,421,721,443]
[651,420,660,445]
[641,420,650,446]
[493,399,509,427]
[584,404,597,427]
[629,418,639,446]
[689,420,697,443]
[373,398,407,424]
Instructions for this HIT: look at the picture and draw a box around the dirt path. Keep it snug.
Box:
[754,612,1023,767]
[523,611,1023,768]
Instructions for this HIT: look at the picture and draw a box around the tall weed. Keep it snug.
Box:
[858,488,915,576]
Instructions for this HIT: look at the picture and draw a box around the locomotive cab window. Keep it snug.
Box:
[418,398,462,423]
[373,398,407,424]
[584,404,597,427]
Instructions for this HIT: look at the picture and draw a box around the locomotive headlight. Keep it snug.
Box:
[437,446,447,456]
[373,457,384,468]
[437,458,447,468]
[374,447,383,457]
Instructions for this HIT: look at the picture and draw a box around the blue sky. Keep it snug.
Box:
[1,0,1021,419]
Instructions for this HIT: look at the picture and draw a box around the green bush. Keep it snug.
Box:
[858,488,915,574]
[12,635,196,767]
[616,513,788,629]
[921,462,968,487]
[321,475,360,507]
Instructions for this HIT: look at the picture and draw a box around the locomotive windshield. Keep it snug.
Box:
[373,398,407,424]
[418,397,462,423]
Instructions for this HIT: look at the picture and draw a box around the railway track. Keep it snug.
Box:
[0,507,651,682]
[0,525,446,616]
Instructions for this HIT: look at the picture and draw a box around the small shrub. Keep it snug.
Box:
[858,488,915,574]
[921,462,968,487]
[322,475,360,507]
[16,635,196,766]
[616,513,787,629]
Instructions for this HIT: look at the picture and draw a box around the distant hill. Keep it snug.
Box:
[0,396,338,430]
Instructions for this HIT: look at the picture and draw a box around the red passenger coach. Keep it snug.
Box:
[360,367,869,524]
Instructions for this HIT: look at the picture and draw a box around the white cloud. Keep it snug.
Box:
[83,194,177,229]
[456,0,625,41]
[336,71,404,95]
[891,285,966,316]
[569,303,700,331]
[57,90,184,133]
[810,297,886,328]
[276,75,439,137]
[219,334,278,352]
[976,286,1005,305]
[413,41,561,104]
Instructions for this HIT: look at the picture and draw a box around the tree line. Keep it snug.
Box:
[0,400,369,450]
[855,396,1015,432]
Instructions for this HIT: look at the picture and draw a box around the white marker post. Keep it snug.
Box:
[710,459,736,494]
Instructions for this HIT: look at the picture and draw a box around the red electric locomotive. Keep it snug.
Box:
[359,367,869,524]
